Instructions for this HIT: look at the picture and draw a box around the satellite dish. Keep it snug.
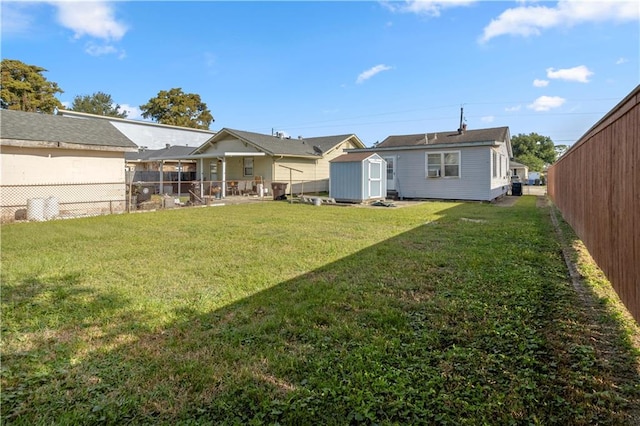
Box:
[313,145,323,154]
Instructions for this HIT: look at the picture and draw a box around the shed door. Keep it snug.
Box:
[369,159,383,198]
[383,156,395,190]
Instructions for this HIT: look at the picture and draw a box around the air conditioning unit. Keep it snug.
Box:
[428,169,440,178]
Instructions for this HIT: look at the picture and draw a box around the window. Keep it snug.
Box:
[427,154,441,177]
[492,151,497,178]
[243,157,253,176]
[426,151,460,178]
[210,162,218,180]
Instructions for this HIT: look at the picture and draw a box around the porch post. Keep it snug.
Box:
[199,158,204,198]
[159,160,164,195]
[221,157,227,198]
[177,160,182,200]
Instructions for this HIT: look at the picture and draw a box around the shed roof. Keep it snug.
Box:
[1,109,137,150]
[331,152,382,163]
[193,128,365,158]
[378,126,510,148]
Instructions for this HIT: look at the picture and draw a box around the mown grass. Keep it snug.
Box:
[1,197,638,424]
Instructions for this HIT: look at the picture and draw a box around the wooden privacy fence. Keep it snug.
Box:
[547,85,639,323]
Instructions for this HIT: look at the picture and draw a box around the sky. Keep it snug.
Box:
[2,0,639,149]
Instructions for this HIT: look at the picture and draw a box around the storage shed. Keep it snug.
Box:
[330,152,386,203]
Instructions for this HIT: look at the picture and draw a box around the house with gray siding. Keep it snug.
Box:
[348,126,512,202]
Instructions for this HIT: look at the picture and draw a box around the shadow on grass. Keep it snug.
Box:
[2,198,639,424]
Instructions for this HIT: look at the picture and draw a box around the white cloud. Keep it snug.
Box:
[528,96,566,112]
[120,104,143,120]
[480,116,494,123]
[356,64,392,84]
[546,65,593,83]
[52,1,128,41]
[533,79,549,87]
[616,57,629,65]
[480,0,639,43]
[383,0,477,17]
[505,105,521,112]
[85,42,119,57]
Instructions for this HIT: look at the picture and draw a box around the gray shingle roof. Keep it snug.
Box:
[198,128,363,157]
[377,126,510,148]
[0,109,137,150]
[331,152,380,163]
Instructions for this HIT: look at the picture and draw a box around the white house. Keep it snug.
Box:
[349,126,512,202]
[510,160,529,183]
[0,109,137,222]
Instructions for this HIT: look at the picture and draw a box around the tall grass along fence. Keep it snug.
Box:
[0,178,325,223]
[547,84,639,323]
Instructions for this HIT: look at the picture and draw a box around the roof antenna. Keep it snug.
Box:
[458,105,467,134]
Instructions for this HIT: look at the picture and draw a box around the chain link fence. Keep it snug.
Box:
[1,182,128,223]
[1,178,329,223]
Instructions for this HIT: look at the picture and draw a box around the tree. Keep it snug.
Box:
[70,92,128,118]
[516,153,544,173]
[0,59,63,113]
[510,132,557,171]
[139,88,214,129]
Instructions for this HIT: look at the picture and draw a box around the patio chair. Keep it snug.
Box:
[227,181,239,196]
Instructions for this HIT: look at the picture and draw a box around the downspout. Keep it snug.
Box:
[273,155,284,185]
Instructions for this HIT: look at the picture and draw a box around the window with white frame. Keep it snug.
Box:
[243,157,253,176]
[492,151,497,178]
[426,151,460,178]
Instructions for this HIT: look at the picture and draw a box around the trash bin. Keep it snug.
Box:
[511,182,522,196]
[271,182,288,200]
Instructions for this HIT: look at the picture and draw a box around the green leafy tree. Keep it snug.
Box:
[139,88,214,129]
[70,92,128,118]
[516,153,545,173]
[511,132,557,170]
[0,59,63,113]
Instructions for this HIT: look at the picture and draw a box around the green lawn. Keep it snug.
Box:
[2,197,638,424]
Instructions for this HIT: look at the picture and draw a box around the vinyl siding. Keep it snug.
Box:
[386,146,499,201]
[273,158,322,193]
[330,161,364,201]
[490,143,511,199]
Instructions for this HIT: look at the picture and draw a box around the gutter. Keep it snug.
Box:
[348,140,500,152]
